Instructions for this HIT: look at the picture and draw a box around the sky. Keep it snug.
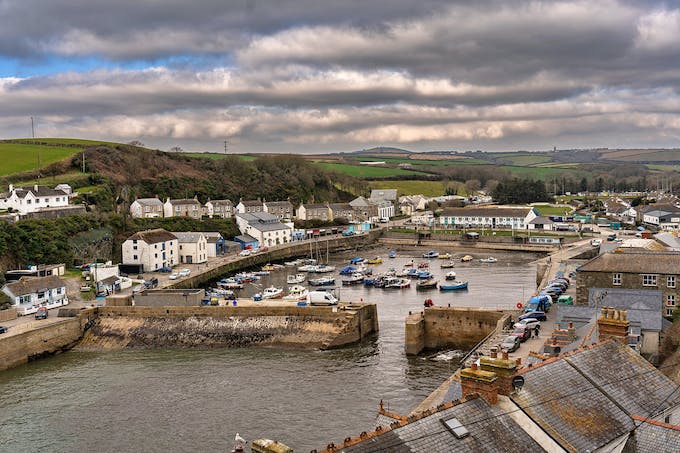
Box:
[1,0,680,153]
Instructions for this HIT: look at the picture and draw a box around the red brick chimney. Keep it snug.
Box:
[597,307,630,343]
[461,363,499,404]
[480,352,518,396]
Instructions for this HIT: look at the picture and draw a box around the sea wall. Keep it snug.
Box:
[0,309,96,371]
[77,304,378,351]
[405,307,505,355]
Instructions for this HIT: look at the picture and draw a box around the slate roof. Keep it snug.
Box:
[134,197,163,206]
[528,216,554,224]
[349,196,370,208]
[577,250,680,274]
[626,417,680,452]
[13,186,67,198]
[166,198,201,205]
[234,234,258,243]
[567,341,680,417]
[3,275,65,296]
[302,203,329,210]
[265,200,293,208]
[440,207,534,218]
[207,199,232,206]
[126,228,177,244]
[370,189,397,201]
[329,203,352,211]
[172,232,206,243]
[655,232,680,249]
[513,353,635,452]
[203,232,223,243]
[587,288,663,331]
[239,199,263,207]
[340,396,544,453]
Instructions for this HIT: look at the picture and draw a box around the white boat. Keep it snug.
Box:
[439,252,452,259]
[287,273,306,284]
[283,285,309,301]
[480,257,498,263]
[261,287,284,299]
[440,261,455,269]
[307,264,336,273]
[445,271,457,280]
[297,264,315,272]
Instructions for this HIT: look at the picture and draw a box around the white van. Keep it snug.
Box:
[306,291,339,306]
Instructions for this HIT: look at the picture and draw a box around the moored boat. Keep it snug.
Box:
[440,261,455,269]
[418,262,429,269]
[261,286,284,299]
[438,252,452,259]
[422,250,439,258]
[342,272,365,285]
[287,273,306,284]
[366,257,383,264]
[349,257,365,264]
[283,285,308,301]
[445,271,457,280]
[416,278,438,290]
[461,255,474,262]
[480,256,498,263]
[384,277,411,289]
[309,276,335,286]
[339,265,357,275]
[307,264,336,273]
[417,270,432,279]
[403,259,415,267]
[440,280,469,291]
[388,250,396,258]
[218,278,244,289]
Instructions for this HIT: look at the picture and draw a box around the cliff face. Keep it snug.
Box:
[76,315,343,350]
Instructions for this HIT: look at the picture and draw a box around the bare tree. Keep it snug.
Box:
[169,146,184,153]
[128,140,145,147]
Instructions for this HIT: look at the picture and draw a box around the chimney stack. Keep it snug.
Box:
[598,307,630,343]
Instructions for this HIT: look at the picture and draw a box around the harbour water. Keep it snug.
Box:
[0,247,538,452]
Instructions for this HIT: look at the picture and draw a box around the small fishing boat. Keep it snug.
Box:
[283,285,308,301]
[403,260,415,267]
[439,252,452,259]
[261,286,284,299]
[397,268,411,277]
[342,273,365,285]
[384,277,411,289]
[461,255,474,262]
[349,257,365,265]
[307,264,336,273]
[405,268,420,278]
[253,270,270,277]
[297,264,316,272]
[218,278,244,289]
[422,250,439,258]
[417,270,432,279]
[284,259,303,267]
[440,261,455,269]
[287,273,306,284]
[366,257,383,264]
[309,276,335,286]
[480,257,498,263]
[418,262,429,269]
[388,250,396,258]
[445,271,457,280]
[416,278,438,290]
[363,275,381,286]
[261,263,281,271]
[440,280,469,291]
[207,287,235,298]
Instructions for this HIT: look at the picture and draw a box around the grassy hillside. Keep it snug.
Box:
[368,180,448,197]
[314,162,427,178]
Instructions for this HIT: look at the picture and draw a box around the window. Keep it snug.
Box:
[133,255,138,260]
[668,276,676,288]
[132,245,137,250]
[667,295,676,307]
[613,273,621,286]
[56,287,62,294]
[642,274,658,286]
[19,295,32,304]
[667,308,675,316]
[37,291,45,299]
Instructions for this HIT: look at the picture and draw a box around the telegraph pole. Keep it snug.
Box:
[224,140,229,154]
[31,116,35,138]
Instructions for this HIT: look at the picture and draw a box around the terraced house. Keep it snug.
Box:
[0,184,70,215]
[121,229,178,272]
[438,206,538,230]
[129,197,164,218]
[163,197,202,219]
[203,199,233,219]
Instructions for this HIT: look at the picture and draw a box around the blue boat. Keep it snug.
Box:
[439,280,468,291]
[309,276,335,286]
[422,250,439,258]
[417,270,432,279]
[350,257,365,265]
[339,265,357,275]
[388,250,396,258]
[406,268,420,278]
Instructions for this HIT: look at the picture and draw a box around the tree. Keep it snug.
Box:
[128,140,145,147]
[169,146,184,153]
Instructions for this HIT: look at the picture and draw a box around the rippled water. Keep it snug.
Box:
[0,247,538,452]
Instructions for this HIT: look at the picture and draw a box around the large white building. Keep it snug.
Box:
[130,197,164,218]
[235,212,293,247]
[1,275,69,315]
[0,184,70,215]
[122,229,178,272]
[439,206,538,229]
[173,232,208,264]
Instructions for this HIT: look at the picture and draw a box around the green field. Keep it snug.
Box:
[647,164,680,172]
[314,162,426,178]
[11,171,92,186]
[0,143,83,176]
[495,154,553,166]
[503,165,586,180]
[7,138,120,146]
[369,180,447,197]
[355,156,490,166]
[532,204,574,216]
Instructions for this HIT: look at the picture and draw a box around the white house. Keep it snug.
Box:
[130,197,164,218]
[235,199,264,214]
[163,197,202,218]
[374,200,395,220]
[1,275,68,315]
[411,211,434,226]
[527,216,555,231]
[439,206,538,229]
[204,199,233,219]
[235,212,293,247]
[173,232,208,264]
[297,203,331,221]
[122,229,178,272]
[0,184,70,215]
[643,210,680,229]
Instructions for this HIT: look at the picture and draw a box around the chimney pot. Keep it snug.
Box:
[471,363,478,370]
[490,351,498,358]
[34,184,38,191]
[568,322,574,329]
[502,351,509,360]
[621,310,627,322]
[516,357,521,365]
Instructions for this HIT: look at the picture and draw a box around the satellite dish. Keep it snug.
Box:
[512,375,525,392]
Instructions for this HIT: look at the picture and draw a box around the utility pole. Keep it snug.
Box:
[31,116,35,138]
[224,140,229,154]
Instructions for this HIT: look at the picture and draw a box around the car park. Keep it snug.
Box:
[519,311,547,322]
[168,273,179,280]
[179,268,191,277]
[511,326,532,342]
[514,318,541,331]
[500,335,521,352]
[35,306,48,320]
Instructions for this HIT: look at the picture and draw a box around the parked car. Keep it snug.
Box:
[35,306,48,320]
[557,295,574,305]
[591,239,602,246]
[511,326,532,342]
[179,268,191,277]
[514,318,541,331]
[238,250,251,257]
[500,335,521,352]
[519,311,547,322]
[158,266,172,273]
[0,325,7,334]
[168,273,179,280]
[144,277,159,289]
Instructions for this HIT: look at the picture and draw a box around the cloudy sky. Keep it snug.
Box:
[1,0,679,153]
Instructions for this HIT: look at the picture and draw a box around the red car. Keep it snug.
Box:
[511,326,531,342]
